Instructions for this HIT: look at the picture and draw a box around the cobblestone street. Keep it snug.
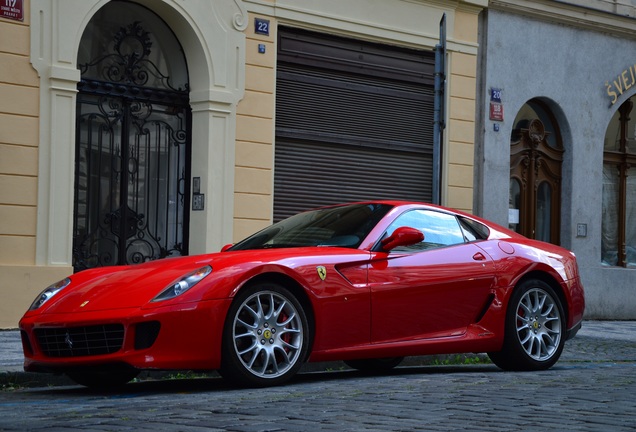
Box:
[0,321,635,431]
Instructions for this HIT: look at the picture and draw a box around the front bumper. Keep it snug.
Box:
[19,298,232,373]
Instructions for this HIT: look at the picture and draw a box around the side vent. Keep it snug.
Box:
[475,294,496,323]
[134,321,161,350]
[21,330,33,356]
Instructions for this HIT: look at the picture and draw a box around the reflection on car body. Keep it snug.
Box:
[19,201,585,388]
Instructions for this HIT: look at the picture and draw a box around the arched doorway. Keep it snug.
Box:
[72,1,191,271]
[509,100,563,244]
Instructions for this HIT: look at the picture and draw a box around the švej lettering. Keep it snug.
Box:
[606,64,636,106]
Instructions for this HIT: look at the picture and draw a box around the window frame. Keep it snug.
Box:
[381,209,486,253]
[602,98,636,268]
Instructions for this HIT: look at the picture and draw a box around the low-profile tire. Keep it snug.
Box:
[345,357,404,373]
[488,278,566,371]
[220,282,310,387]
[66,368,139,389]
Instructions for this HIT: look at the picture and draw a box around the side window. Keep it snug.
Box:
[386,209,465,252]
[458,216,490,242]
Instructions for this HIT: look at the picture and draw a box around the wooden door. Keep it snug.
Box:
[510,119,563,244]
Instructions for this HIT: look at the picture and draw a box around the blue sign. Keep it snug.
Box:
[255,18,270,36]
[490,88,502,103]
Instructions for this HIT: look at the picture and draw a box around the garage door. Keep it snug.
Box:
[275,28,435,221]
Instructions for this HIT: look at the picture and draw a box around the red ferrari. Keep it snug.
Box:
[19,201,585,388]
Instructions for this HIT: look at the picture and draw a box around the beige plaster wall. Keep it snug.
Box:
[234,12,277,242]
[0,6,63,328]
[0,10,38,264]
[445,8,480,213]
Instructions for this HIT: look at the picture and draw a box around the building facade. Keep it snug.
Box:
[0,0,484,328]
[475,0,636,318]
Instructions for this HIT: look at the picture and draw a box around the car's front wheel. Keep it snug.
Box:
[488,279,565,371]
[220,283,310,387]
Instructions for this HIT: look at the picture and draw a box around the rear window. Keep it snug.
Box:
[458,216,490,241]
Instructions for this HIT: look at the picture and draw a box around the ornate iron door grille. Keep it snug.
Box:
[73,21,191,271]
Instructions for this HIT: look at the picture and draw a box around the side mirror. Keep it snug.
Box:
[381,226,424,251]
[220,244,233,252]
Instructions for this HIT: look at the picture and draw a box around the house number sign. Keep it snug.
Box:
[0,0,23,21]
[255,18,270,36]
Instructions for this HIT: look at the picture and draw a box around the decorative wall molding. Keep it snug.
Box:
[30,0,246,266]
[490,0,636,40]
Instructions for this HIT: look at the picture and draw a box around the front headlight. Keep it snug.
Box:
[29,278,72,310]
[152,265,212,302]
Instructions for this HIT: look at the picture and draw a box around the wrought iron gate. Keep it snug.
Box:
[72,20,190,271]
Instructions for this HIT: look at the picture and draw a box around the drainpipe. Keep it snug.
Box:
[432,13,446,205]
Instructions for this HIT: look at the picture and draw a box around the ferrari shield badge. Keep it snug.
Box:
[316,266,327,281]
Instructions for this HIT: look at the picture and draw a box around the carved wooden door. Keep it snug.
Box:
[509,119,563,244]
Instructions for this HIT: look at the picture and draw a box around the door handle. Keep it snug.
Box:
[472,252,487,261]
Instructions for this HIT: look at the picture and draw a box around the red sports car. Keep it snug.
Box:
[19,201,585,388]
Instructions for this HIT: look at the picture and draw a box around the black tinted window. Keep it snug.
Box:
[458,216,490,241]
[229,204,393,250]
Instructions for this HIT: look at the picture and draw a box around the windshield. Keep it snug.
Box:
[229,203,393,250]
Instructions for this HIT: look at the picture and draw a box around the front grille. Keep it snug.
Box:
[35,324,125,358]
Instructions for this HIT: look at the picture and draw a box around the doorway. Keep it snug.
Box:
[72,2,191,271]
[509,100,563,244]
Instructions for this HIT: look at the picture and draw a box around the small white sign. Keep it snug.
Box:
[508,208,520,224]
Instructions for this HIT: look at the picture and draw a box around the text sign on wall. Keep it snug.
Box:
[606,64,636,106]
[489,88,503,121]
[0,0,23,21]
[489,102,504,121]
[255,18,270,36]
[490,88,502,103]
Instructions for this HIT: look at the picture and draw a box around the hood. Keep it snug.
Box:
[42,255,216,314]
[40,246,371,314]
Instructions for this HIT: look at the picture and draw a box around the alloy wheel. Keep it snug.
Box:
[231,290,304,379]
[514,287,562,362]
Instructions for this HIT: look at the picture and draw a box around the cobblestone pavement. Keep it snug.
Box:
[0,321,635,431]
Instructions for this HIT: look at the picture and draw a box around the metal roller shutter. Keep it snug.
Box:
[274,140,433,221]
[274,28,435,221]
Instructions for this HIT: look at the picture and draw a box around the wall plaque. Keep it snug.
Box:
[0,0,23,21]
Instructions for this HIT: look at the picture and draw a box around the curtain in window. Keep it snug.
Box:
[601,165,619,266]
[627,167,636,267]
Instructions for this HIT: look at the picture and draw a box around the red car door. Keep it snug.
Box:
[367,209,497,343]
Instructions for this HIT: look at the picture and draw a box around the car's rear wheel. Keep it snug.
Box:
[488,279,565,371]
[220,283,310,387]
[345,357,404,373]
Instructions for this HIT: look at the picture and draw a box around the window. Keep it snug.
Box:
[602,98,636,267]
[230,203,393,250]
[458,216,490,242]
[385,210,465,252]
